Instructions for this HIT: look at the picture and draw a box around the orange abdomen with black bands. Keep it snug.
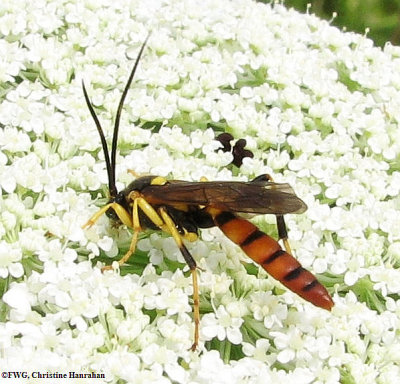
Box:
[211,210,334,310]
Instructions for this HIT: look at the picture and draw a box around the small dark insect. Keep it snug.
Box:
[216,132,254,167]
[82,38,334,351]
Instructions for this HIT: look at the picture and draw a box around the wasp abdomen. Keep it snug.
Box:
[211,210,334,310]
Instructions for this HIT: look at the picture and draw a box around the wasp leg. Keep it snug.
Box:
[101,194,175,272]
[101,198,143,271]
[83,202,133,229]
[159,207,200,351]
[276,214,293,255]
[250,173,273,184]
[181,229,198,242]
[127,169,140,178]
[102,230,140,272]
[103,196,174,271]
[250,174,293,255]
[127,199,200,349]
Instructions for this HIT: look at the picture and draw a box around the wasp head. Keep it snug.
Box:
[105,192,131,223]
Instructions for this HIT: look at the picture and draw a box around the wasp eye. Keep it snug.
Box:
[105,208,119,222]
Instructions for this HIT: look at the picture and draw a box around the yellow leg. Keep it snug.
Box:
[102,230,139,271]
[127,169,140,178]
[101,198,142,271]
[182,229,198,242]
[282,238,293,255]
[134,196,169,233]
[101,197,170,271]
[190,266,200,351]
[83,194,201,349]
[159,207,200,351]
[82,202,133,229]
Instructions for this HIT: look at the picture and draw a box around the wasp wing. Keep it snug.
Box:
[142,181,307,215]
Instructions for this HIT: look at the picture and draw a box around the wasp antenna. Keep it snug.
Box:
[110,36,150,190]
[82,80,116,197]
[82,35,150,198]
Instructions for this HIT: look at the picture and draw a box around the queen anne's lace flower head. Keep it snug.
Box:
[1,0,400,382]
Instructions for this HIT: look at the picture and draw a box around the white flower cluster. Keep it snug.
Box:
[1,0,400,382]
